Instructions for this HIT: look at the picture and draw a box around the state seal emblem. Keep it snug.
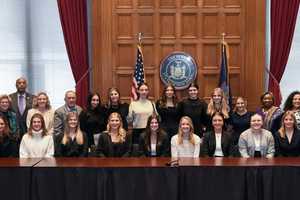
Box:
[160,52,197,90]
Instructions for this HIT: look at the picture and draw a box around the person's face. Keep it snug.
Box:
[250,115,263,131]
[180,118,191,134]
[212,115,224,131]
[37,94,47,109]
[110,90,120,104]
[65,92,76,107]
[0,118,5,133]
[109,115,121,130]
[236,98,246,112]
[212,90,222,104]
[16,78,27,93]
[262,94,274,108]
[283,114,295,129]
[138,85,149,99]
[150,118,159,132]
[0,98,10,111]
[165,86,174,99]
[68,115,78,129]
[292,94,300,109]
[32,117,42,131]
[188,86,198,99]
[91,95,100,109]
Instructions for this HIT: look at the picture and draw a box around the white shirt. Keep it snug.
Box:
[171,134,201,158]
[26,108,55,134]
[214,133,224,157]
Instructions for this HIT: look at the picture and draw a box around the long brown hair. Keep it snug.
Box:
[28,113,47,137]
[177,116,196,145]
[157,84,178,108]
[278,111,297,138]
[207,88,229,118]
[106,112,127,143]
[62,112,84,145]
[144,114,166,151]
[0,116,10,142]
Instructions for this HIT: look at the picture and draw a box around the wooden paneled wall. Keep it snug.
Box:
[92,0,265,110]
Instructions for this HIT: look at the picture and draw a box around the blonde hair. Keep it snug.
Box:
[62,112,84,145]
[233,96,247,112]
[207,88,229,118]
[278,111,297,138]
[107,112,127,143]
[177,116,196,145]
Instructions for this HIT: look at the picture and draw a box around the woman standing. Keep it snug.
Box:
[201,112,234,157]
[26,92,54,134]
[55,112,88,157]
[283,91,300,129]
[0,95,19,137]
[274,111,300,157]
[171,116,201,158]
[97,112,131,157]
[156,84,179,138]
[139,114,169,157]
[105,87,129,131]
[0,116,18,157]
[238,114,275,158]
[19,113,54,158]
[79,93,107,148]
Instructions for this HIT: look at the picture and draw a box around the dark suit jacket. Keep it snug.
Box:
[201,131,235,157]
[9,92,34,136]
[274,129,300,157]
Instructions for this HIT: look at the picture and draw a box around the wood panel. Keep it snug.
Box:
[92,0,265,110]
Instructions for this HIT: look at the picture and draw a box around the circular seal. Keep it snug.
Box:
[160,52,198,90]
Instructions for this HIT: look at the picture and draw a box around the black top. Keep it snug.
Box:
[274,129,300,157]
[55,132,88,157]
[105,103,129,131]
[138,131,170,157]
[79,106,107,147]
[156,100,180,138]
[229,111,253,145]
[96,131,131,157]
[0,135,19,157]
[177,98,208,137]
[200,131,235,157]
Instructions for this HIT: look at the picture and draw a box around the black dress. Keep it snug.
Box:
[177,98,208,137]
[0,134,19,157]
[96,131,131,157]
[79,106,107,147]
[105,103,129,131]
[55,132,88,157]
[156,100,180,138]
[274,129,300,157]
[229,111,253,145]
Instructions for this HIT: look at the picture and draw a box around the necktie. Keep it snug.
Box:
[18,95,25,115]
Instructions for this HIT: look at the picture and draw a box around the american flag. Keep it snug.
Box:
[131,44,145,100]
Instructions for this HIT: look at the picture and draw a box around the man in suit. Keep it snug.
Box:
[53,90,82,136]
[9,77,34,137]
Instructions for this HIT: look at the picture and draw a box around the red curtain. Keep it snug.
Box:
[57,0,89,107]
[269,0,300,106]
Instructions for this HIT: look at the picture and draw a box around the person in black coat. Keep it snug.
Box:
[0,116,18,157]
[156,84,180,139]
[79,93,107,148]
[274,111,300,157]
[96,112,131,157]
[55,112,88,157]
[139,114,170,157]
[105,87,129,131]
[201,112,235,157]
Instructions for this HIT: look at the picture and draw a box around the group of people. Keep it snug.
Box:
[1,77,300,158]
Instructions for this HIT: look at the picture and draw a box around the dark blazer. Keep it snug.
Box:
[201,131,235,157]
[138,131,170,157]
[96,131,131,157]
[9,92,34,136]
[54,132,88,157]
[0,135,19,157]
[274,129,300,157]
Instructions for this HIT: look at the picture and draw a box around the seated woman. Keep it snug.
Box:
[138,114,169,157]
[238,113,275,158]
[19,113,54,158]
[26,92,55,134]
[274,111,300,157]
[97,112,131,157]
[55,112,88,157]
[0,95,19,138]
[201,112,234,157]
[0,116,18,157]
[171,116,201,158]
